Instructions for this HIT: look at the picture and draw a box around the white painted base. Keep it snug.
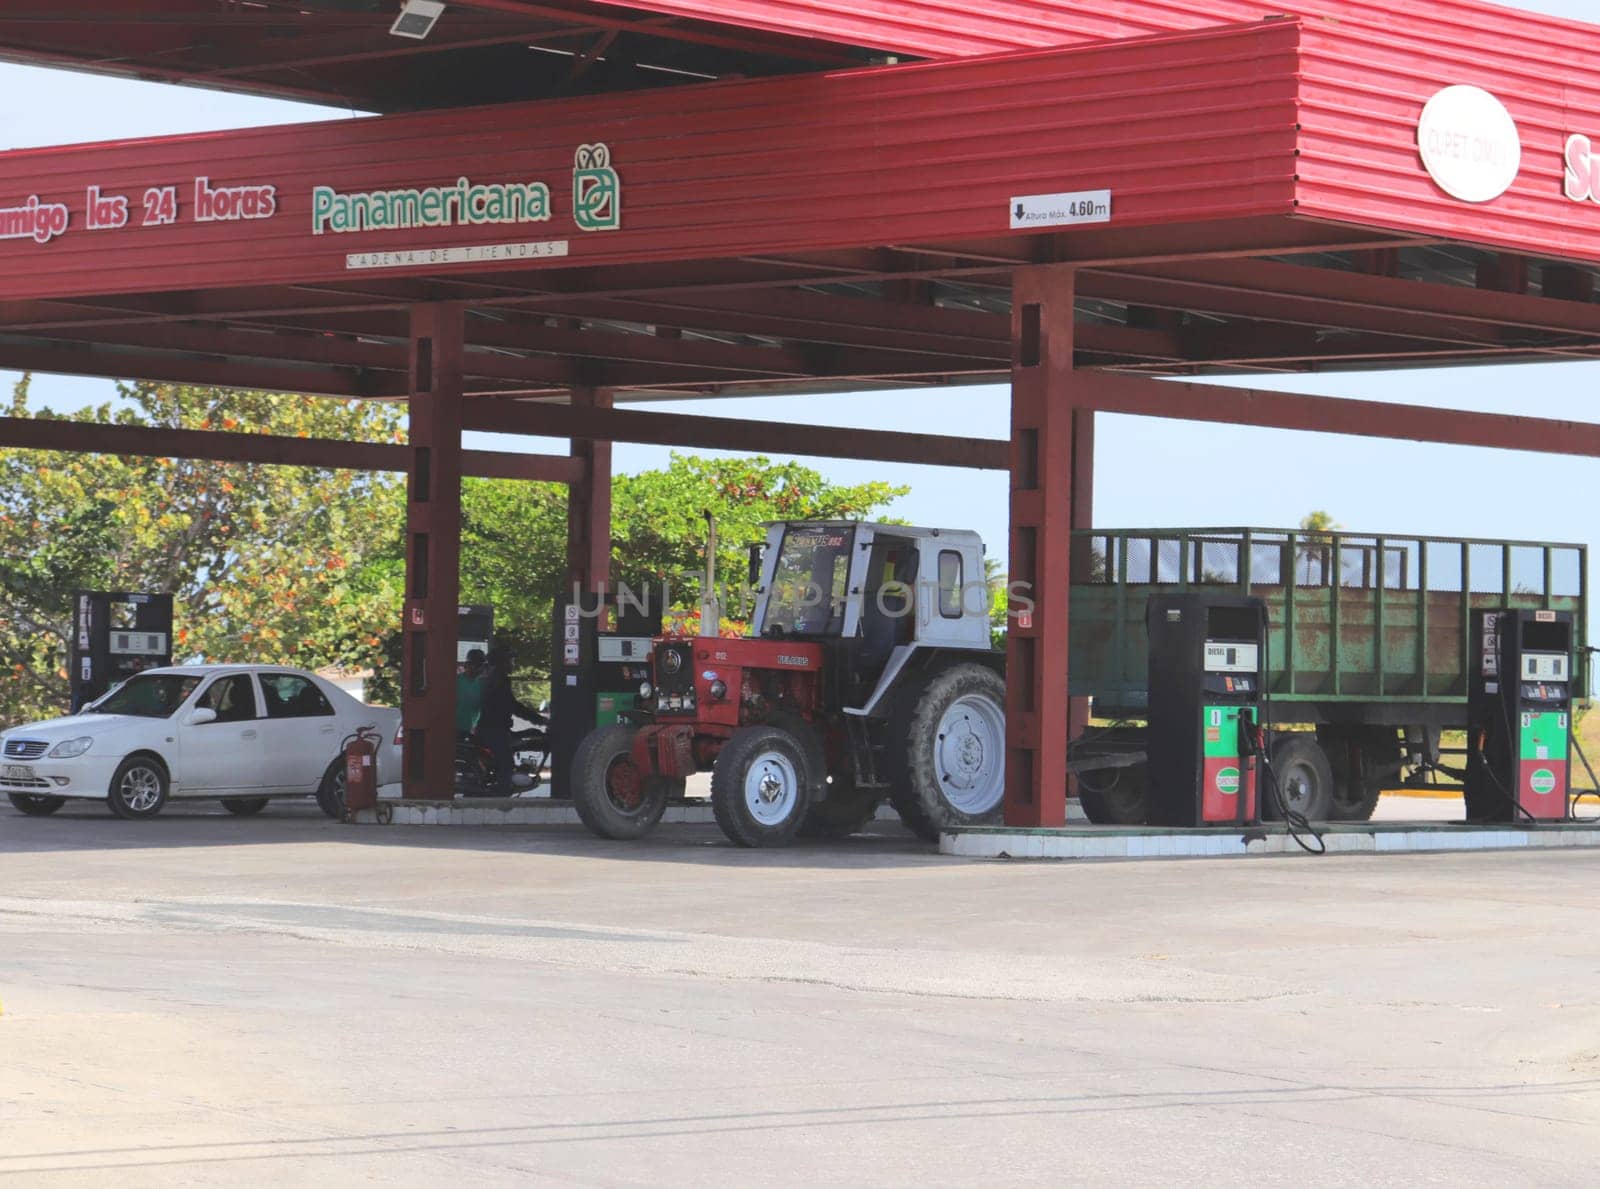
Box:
[941,824,1600,860]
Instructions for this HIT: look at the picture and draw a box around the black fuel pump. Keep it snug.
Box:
[457,604,493,669]
[1145,593,1267,828]
[549,590,662,798]
[70,590,174,711]
[1466,609,1574,823]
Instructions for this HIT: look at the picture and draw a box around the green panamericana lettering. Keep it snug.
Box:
[310,175,556,234]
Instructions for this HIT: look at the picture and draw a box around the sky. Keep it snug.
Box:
[2,0,1598,603]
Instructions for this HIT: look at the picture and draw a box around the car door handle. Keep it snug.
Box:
[241,729,259,740]
[320,725,335,734]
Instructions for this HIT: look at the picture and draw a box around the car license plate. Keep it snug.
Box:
[4,764,35,781]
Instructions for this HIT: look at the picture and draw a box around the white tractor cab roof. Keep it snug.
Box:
[752,521,994,714]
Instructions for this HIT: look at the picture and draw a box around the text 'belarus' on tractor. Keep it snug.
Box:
[571,520,1006,847]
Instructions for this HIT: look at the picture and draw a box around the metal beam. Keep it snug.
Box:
[0,416,583,483]
[461,400,1009,469]
[0,340,392,399]
[1078,373,1600,458]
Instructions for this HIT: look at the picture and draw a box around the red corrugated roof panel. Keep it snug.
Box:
[595,0,1600,67]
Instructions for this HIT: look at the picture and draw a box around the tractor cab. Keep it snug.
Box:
[751,521,990,710]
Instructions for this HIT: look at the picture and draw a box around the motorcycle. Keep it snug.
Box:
[453,722,550,797]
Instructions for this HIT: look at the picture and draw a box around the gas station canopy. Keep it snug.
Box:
[0,2,1596,405]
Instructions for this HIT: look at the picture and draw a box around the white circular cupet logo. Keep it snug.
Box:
[1417,85,1522,203]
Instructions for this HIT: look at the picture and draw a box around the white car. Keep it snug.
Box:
[0,665,401,820]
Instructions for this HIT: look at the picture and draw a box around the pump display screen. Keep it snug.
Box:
[1521,653,1568,682]
[1203,641,1258,674]
[109,631,168,657]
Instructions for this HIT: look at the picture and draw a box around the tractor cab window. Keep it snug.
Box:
[764,527,855,637]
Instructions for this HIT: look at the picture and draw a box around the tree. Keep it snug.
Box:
[0,377,405,725]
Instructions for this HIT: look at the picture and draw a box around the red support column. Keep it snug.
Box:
[1067,407,1096,767]
[400,303,464,800]
[1005,267,1076,828]
[566,386,613,593]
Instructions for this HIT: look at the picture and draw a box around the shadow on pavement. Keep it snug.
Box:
[0,799,946,871]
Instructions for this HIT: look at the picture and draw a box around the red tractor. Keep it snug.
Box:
[571,521,1007,847]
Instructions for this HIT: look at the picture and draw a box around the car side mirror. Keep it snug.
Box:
[747,542,765,588]
[186,708,218,726]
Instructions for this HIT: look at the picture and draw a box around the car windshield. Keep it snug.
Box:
[93,673,204,719]
[762,526,855,637]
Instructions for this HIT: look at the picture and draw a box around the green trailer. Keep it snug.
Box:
[1067,527,1588,823]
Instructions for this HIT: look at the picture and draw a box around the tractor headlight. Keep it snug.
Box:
[638,681,654,700]
[709,679,728,700]
[49,737,94,759]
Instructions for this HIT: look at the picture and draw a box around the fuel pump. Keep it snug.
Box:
[70,591,174,711]
[457,604,493,669]
[549,590,662,798]
[1145,593,1267,828]
[1466,609,1573,823]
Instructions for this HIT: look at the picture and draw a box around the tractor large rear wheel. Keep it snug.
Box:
[572,725,671,841]
[888,663,1007,842]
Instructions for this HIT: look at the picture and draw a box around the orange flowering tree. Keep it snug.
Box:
[0,376,404,724]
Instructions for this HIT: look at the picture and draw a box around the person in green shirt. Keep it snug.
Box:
[456,648,485,734]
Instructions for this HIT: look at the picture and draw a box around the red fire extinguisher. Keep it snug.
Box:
[341,725,382,821]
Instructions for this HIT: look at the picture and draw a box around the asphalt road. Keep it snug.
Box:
[2,800,1598,1186]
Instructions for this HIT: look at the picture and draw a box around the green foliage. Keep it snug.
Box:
[612,454,907,608]
[0,377,404,725]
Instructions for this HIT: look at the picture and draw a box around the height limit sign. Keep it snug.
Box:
[1009,189,1112,230]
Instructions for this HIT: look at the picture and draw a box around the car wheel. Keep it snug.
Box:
[107,755,169,820]
[222,797,270,816]
[8,793,66,816]
[316,759,346,820]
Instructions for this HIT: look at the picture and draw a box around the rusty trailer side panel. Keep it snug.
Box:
[1070,528,1588,726]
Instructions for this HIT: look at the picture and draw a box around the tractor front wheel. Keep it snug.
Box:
[572,725,671,840]
[889,664,1007,841]
[711,725,814,848]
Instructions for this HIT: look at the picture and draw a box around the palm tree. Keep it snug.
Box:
[1297,511,1338,585]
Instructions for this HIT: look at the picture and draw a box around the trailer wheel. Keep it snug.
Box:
[799,775,881,839]
[1264,734,1335,823]
[889,663,1007,841]
[711,724,813,848]
[1078,765,1148,826]
[572,725,671,841]
[7,793,66,816]
[1320,726,1391,822]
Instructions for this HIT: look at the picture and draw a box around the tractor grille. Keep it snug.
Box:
[3,739,47,760]
[653,642,697,716]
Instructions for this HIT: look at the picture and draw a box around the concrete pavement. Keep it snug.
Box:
[2,800,1598,1186]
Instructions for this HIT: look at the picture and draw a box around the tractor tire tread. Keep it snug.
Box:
[888,662,1007,842]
